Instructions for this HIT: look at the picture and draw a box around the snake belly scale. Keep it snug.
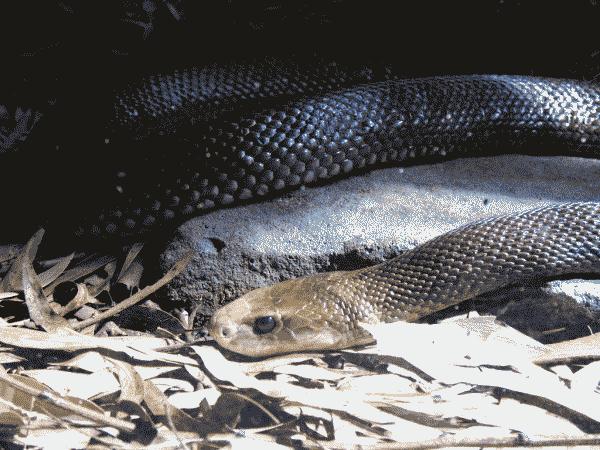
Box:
[210,202,600,357]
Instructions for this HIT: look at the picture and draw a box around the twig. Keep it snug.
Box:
[72,251,193,331]
[337,433,600,449]
[185,302,203,343]
[154,338,210,353]
[0,365,135,433]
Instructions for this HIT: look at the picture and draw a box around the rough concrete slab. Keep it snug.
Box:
[159,154,600,338]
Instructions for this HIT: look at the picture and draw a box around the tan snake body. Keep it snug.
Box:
[210,202,600,356]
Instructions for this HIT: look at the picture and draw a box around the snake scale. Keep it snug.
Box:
[210,202,600,356]
[20,68,600,241]
[161,66,599,357]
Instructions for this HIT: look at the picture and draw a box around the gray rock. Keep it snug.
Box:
[427,282,600,344]
[544,279,600,314]
[159,154,600,334]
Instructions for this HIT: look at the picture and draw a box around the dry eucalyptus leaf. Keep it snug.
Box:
[143,378,214,433]
[106,357,146,404]
[54,351,117,373]
[570,360,600,395]
[535,332,600,365]
[44,254,116,295]
[168,388,221,410]
[116,242,144,282]
[0,326,195,365]
[193,345,440,437]
[87,260,118,296]
[22,369,120,400]
[22,261,71,332]
[234,354,325,377]
[116,259,143,291]
[336,373,416,395]
[0,350,24,364]
[273,363,349,382]
[151,377,195,393]
[206,432,289,450]
[550,364,575,382]
[382,388,583,436]
[0,229,44,293]
[37,253,73,287]
[55,283,98,316]
[0,372,105,419]
[115,304,187,335]
[361,319,600,424]
[55,351,179,382]
[115,243,144,289]
[0,410,25,426]
[0,244,21,264]
[15,428,92,449]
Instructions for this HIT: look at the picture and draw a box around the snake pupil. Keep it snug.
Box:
[253,316,276,335]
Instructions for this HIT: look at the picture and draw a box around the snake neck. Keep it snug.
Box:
[338,264,442,324]
[209,203,600,356]
[339,203,600,325]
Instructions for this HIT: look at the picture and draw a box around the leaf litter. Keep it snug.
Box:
[0,232,599,448]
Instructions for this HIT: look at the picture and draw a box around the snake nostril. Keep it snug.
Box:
[220,326,232,338]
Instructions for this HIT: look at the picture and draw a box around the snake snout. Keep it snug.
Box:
[217,324,233,339]
[208,312,235,342]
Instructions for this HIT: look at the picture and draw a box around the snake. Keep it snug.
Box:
[5,59,600,356]
[209,202,600,357]
[7,65,599,242]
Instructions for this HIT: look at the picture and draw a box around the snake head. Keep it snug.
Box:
[209,271,375,357]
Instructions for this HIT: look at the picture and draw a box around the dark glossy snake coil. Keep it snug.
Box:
[11,64,600,240]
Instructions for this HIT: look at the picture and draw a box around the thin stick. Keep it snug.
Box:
[0,365,135,432]
[72,252,193,331]
[154,338,210,353]
[331,433,600,449]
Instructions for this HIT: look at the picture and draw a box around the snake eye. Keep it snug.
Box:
[253,316,276,335]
